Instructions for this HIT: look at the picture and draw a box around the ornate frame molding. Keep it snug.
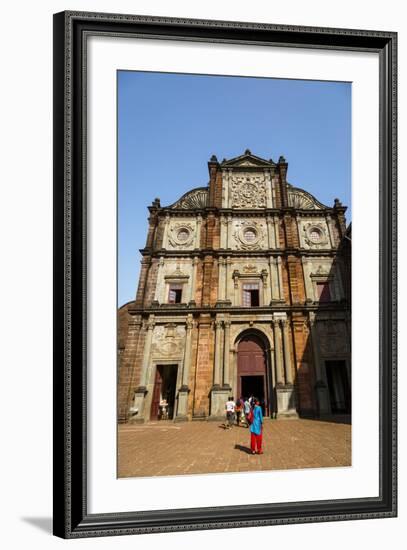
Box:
[53,10,397,538]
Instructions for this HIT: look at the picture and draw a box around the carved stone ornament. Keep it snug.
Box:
[151,324,186,358]
[168,222,195,249]
[233,220,266,250]
[303,222,329,248]
[317,321,348,355]
[230,173,267,208]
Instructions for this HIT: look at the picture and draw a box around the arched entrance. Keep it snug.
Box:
[237,332,271,416]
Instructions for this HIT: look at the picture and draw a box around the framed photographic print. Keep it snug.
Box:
[53,11,397,538]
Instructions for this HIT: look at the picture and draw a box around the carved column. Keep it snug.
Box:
[189,256,198,303]
[218,257,226,301]
[282,319,294,385]
[210,319,230,418]
[226,215,232,249]
[132,317,155,421]
[269,257,278,301]
[266,215,275,248]
[176,317,194,419]
[265,170,273,207]
[194,214,202,249]
[273,320,285,385]
[233,271,240,306]
[277,257,284,300]
[154,257,164,302]
[220,215,227,249]
[309,312,331,415]
[181,319,193,386]
[225,257,232,303]
[326,214,336,248]
[162,213,170,249]
[223,320,231,388]
[213,320,223,387]
[273,215,280,248]
[261,269,270,305]
[139,318,155,388]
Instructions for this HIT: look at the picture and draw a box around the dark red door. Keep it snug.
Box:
[150,367,163,420]
[237,335,268,414]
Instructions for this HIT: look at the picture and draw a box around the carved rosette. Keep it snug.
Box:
[168,222,195,249]
[302,222,329,248]
[233,220,266,250]
[230,174,267,208]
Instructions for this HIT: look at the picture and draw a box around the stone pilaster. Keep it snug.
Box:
[277,257,284,301]
[132,317,155,422]
[223,319,231,388]
[217,257,226,301]
[162,213,170,249]
[275,317,298,418]
[220,214,227,249]
[225,257,232,303]
[274,215,280,248]
[189,256,199,304]
[261,269,271,305]
[273,319,284,386]
[309,312,331,416]
[226,215,232,249]
[154,256,164,303]
[266,215,275,248]
[176,316,194,420]
[282,319,293,385]
[213,319,223,387]
[326,214,336,248]
[210,319,229,419]
[195,214,202,248]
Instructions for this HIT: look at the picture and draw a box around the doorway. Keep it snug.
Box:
[325,360,351,414]
[237,333,270,415]
[150,364,178,420]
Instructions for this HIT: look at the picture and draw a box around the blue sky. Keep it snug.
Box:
[118,71,351,307]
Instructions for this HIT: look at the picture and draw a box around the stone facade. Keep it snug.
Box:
[118,150,351,423]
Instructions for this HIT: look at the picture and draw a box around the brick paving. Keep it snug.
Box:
[118,417,351,478]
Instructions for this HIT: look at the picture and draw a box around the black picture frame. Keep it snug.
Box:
[53,11,397,538]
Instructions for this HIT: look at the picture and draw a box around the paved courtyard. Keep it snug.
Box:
[118,417,351,478]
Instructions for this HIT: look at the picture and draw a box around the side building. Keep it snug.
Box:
[118,150,351,422]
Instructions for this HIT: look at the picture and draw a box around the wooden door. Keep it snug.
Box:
[237,335,268,412]
[150,367,163,420]
[237,335,266,377]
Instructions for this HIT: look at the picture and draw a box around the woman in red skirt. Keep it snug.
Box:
[249,398,264,454]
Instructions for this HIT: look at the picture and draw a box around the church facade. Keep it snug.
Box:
[118,151,351,423]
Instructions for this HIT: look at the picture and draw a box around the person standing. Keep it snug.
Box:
[225,397,236,429]
[249,398,264,454]
[235,398,243,427]
[243,397,251,427]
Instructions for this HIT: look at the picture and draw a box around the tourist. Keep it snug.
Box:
[249,398,264,454]
[235,398,243,426]
[225,396,236,429]
[243,397,251,427]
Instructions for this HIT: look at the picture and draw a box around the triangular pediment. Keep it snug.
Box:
[221,150,275,168]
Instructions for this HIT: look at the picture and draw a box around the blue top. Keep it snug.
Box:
[249,405,263,435]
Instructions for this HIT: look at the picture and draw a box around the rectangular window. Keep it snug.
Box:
[242,283,260,307]
[316,282,331,302]
[168,284,183,304]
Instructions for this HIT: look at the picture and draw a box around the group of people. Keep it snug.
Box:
[225,396,264,454]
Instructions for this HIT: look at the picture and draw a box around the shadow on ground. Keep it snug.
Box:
[21,517,52,534]
[234,444,252,454]
[300,414,351,425]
